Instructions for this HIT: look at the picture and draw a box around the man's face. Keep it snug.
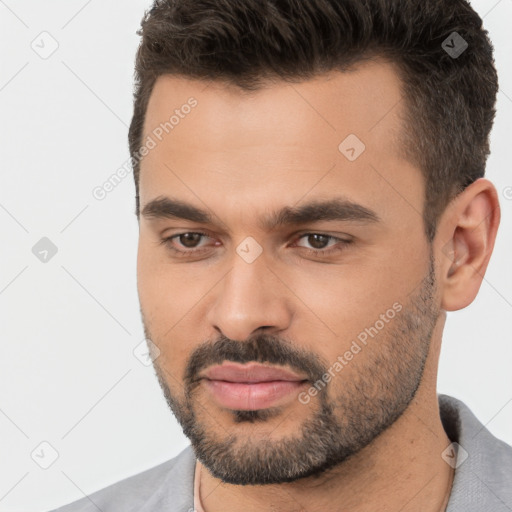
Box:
[137,60,441,484]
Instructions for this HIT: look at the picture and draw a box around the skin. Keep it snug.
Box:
[136,58,500,512]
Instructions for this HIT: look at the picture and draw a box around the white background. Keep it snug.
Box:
[0,1,510,510]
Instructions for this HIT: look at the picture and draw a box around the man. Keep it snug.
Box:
[51,0,512,510]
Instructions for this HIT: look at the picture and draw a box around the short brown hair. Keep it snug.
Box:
[129,0,498,240]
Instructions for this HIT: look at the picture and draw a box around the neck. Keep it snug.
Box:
[198,316,455,512]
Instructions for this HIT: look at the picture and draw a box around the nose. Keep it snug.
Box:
[206,250,294,342]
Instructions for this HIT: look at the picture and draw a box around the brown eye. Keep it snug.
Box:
[178,233,204,248]
[303,234,331,249]
[296,233,337,250]
[293,233,352,258]
[159,231,213,256]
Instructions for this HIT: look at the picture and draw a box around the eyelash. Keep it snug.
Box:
[159,231,352,258]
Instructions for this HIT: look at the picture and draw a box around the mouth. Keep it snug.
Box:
[199,362,309,411]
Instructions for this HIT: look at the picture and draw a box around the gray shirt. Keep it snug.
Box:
[49,394,512,511]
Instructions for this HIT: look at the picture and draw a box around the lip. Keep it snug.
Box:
[200,362,309,411]
[201,362,307,383]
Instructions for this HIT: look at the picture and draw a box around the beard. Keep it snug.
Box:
[142,252,439,485]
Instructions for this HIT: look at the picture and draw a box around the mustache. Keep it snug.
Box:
[183,333,327,389]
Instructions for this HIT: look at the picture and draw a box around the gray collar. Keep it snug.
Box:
[440,394,512,511]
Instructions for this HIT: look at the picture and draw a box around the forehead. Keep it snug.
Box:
[139,59,422,226]
[143,57,405,151]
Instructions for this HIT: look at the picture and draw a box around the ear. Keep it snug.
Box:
[435,178,501,311]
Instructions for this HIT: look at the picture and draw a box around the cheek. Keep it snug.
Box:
[285,253,418,361]
[137,237,190,311]
[288,264,393,326]
[137,242,227,378]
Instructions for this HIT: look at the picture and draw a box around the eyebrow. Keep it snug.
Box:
[140,196,380,230]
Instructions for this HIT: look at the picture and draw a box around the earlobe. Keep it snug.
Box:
[438,179,500,311]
